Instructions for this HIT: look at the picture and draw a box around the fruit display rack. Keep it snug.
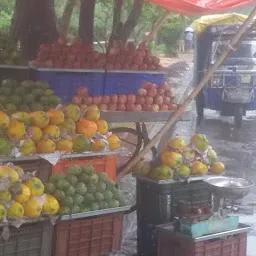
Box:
[60,205,130,220]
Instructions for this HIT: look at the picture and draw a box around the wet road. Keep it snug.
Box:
[197,110,256,256]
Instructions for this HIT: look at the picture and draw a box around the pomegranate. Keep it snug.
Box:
[126,103,136,111]
[118,95,127,104]
[72,96,83,105]
[137,88,147,96]
[152,104,160,112]
[160,104,169,111]
[136,96,146,105]
[127,94,136,104]
[92,96,102,105]
[134,104,142,112]
[145,96,154,105]
[111,95,118,104]
[142,104,152,111]
[102,96,110,104]
[154,95,163,105]
[163,96,171,105]
[159,82,168,90]
[147,89,157,97]
[99,103,108,111]
[117,104,126,111]
[168,104,178,111]
[157,88,165,96]
[83,96,93,105]
[108,104,117,111]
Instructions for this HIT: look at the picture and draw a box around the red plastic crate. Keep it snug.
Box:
[53,213,123,256]
[157,229,247,256]
[51,154,117,181]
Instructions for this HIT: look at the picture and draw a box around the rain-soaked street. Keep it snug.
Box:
[112,56,256,256]
[197,110,256,256]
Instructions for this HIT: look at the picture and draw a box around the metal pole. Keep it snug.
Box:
[117,7,256,181]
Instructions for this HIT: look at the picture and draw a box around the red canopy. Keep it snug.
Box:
[146,0,255,15]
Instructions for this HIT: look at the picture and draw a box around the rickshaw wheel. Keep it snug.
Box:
[234,105,243,129]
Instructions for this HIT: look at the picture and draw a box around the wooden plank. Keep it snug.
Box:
[100,110,190,123]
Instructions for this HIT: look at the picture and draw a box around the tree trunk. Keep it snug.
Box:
[108,0,124,45]
[119,0,144,43]
[79,0,96,45]
[60,0,77,36]
[11,0,59,60]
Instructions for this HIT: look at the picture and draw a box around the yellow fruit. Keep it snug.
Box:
[47,109,65,125]
[30,111,50,128]
[0,111,10,129]
[168,138,187,151]
[191,161,208,175]
[15,184,31,204]
[0,204,7,220]
[96,120,108,135]
[191,134,209,152]
[7,168,19,183]
[62,104,81,122]
[42,194,60,215]
[148,165,173,180]
[7,120,26,140]
[43,125,60,139]
[7,202,24,218]
[25,177,44,197]
[161,151,183,168]
[56,139,73,153]
[76,119,98,138]
[20,138,37,156]
[37,139,56,154]
[60,118,76,135]
[90,139,105,152]
[11,112,32,125]
[107,135,121,151]
[210,162,225,175]
[85,106,100,121]
[0,166,10,179]
[13,166,24,177]
[0,191,11,202]
[23,197,42,218]
[30,126,43,142]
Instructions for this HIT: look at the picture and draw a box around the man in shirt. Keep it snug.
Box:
[185,31,193,51]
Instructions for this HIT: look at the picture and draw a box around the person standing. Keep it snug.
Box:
[185,31,193,51]
[178,32,185,53]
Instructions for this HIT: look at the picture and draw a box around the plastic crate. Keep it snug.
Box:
[136,177,211,224]
[0,65,30,82]
[157,229,247,256]
[1,159,52,182]
[104,71,165,95]
[0,221,53,256]
[30,68,105,103]
[51,154,117,181]
[53,213,123,256]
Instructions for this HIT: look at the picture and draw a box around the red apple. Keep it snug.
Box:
[141,81,150,90]
[152,104,160,112]
[159,82,168,90]
[163,96,171,104]
[111,94,118,104]
[137,88,147,96]
[145,96,154,105]
[134,104,142,112]
[108,103,117,111]
[136,96,146,105]
[139,64,147,71]
[147,83,157,90]
[92,96,102,105]
[157,88,165,96]
[102,96,110,104]
[58,36,67,45]
[127,94,136,104]
[168,103,178,110]
[154,95,163,105]
[138,42,147,51]
[126,103,136,111]
[118,94,127,104]
[106,63,114,70]
[72,96,83,105]
[142,104,152,111]
[83,96,93,105]
[137,51,146,58]
[99,103,108,111]
[165,89,173,97]
[130,64,139,71]
[133,56,143,66]
[160,104,169,111]
[117,103,126,111]
[77,87,88,97]
[147,88,157,97]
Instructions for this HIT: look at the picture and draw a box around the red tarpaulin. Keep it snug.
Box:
[146,0,255,15]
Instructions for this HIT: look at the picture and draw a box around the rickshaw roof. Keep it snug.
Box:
[191,13,248,35]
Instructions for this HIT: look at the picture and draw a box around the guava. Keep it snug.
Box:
[99,201,108,210]
[64,196,74,207]
[73,194,84,205]
[91,202,100,211]
[75,183,87,195]
[89,174,99,184]
[108,199,120,208]
[95,192,104,202]
[66,174,78,186]
[96,181,107,193]
[82,164,94,175]
[71,205,80,214]
[87,184,97,193]
[104,190,113,201]
[54,189,66,201]
[67,165,82,176]
[56,180,70,190]
[66,186,76,196]
[98,172,108,182]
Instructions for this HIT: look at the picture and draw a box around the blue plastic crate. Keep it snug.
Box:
[104,71,166,95]
[30,68,105,103]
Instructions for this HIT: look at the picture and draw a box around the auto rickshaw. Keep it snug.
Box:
[192,14,256,128]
